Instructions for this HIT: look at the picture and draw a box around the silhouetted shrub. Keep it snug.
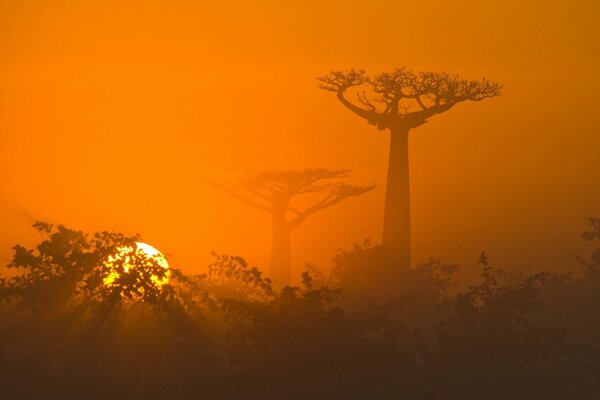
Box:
[1,220,599,399]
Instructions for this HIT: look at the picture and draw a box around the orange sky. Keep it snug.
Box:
[1,0,599,280]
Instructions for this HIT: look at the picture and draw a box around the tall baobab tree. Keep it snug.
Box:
[206,169,373,287]
[318,68,501,268]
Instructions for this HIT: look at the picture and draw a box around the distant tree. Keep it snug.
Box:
[206,169,373,286]
[318,68,502,269]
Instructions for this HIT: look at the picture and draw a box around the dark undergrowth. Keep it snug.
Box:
[1,219,600,399]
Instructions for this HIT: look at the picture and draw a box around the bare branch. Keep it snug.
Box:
[319,66,502,129]
[398,101,412,115]
[287,183,375,230]
[356,91,377,112]
[414,95,429,111]
[317,68,367,92]
[336,91,380,123]
[244,169,353,197]
[202,178,273,214]
[317,68,380,123]
[371,67,417,103]
[287,206,302,216]
[222,169,373,231]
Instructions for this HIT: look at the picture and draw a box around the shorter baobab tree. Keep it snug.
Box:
[206,169,374,287]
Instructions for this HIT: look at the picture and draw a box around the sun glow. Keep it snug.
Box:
[103,242,170,288]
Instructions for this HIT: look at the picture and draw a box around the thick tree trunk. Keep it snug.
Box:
[382,127,411,268]
[270,212,292,287]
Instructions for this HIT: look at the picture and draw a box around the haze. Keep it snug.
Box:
[1,0,599,279]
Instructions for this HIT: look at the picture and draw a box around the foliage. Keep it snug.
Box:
[578,217,600,278]
[0,222,207,319]
[1,220,600,399]
[431,252,600,399]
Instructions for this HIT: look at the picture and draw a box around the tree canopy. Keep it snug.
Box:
[318,67,502,130]
[207,168,374,230]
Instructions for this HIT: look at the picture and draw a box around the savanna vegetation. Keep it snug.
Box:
[1,219,599,400]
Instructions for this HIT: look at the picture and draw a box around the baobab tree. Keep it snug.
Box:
[206,169,373,287]
[318,68,502,269]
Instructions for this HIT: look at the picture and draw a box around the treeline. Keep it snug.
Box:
[1,220,600,399]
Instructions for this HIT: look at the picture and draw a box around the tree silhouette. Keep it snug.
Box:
[1,221,187,316]
[2,220,600,399]
[318,68,502,269]
[206,168,373,286]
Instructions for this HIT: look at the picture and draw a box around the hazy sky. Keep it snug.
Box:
[1,0,599,280]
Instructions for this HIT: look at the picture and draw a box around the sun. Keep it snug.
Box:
[103,242,170,288]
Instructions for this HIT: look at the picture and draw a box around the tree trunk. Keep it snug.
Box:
[382,127,411,268]
[270,212,292,287]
